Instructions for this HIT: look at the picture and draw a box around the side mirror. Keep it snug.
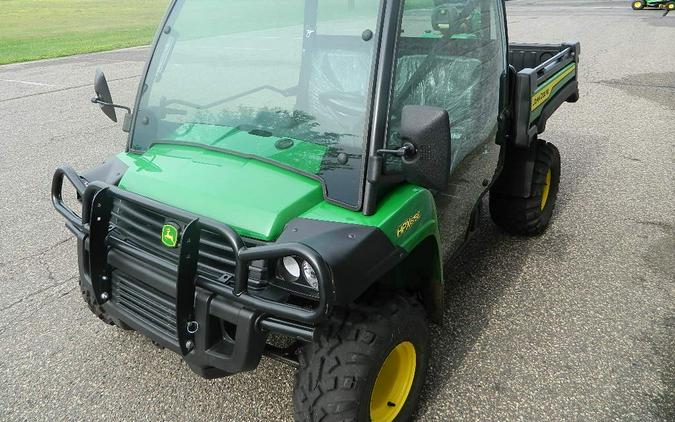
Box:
[399,105,451,191]
[93,70,118,122]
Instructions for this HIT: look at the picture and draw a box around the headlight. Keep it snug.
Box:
[301,260,318,290]
[277,256,319,292]
[280,256,301,281]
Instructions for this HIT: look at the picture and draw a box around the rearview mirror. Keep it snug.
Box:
[93,70,117,122]
[400,105,451,191]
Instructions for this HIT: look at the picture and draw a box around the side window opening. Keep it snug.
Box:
[386,0,507,175]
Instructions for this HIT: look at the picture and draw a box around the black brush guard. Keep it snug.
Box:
[52,166,334,376]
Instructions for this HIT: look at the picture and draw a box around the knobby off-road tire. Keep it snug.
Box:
[293,295,429,422]
[489,140,561,236]
[79,278,130,329]
[632,1,645,10]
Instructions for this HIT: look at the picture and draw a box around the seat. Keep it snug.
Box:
[392,54,487,171]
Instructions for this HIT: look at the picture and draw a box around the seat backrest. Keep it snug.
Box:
[393,55,481,133]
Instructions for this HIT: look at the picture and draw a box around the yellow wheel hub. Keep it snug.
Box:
[633,1,642,7]
[669,3,675,10]
[540,169,552,210]
[370,341,416,422]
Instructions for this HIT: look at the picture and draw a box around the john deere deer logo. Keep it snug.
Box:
[161,223,179,248]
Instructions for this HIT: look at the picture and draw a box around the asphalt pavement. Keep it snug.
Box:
[0,0,673,420]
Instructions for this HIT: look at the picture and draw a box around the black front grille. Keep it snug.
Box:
[111,270,177,340]
[109,199,268,282]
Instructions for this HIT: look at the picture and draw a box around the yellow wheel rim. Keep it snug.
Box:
[370,341,416,422]
[633,1,642,7]
[669,4,675,9]
[540,169,552,210]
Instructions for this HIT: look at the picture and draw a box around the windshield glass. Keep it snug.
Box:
[130,0,382,207]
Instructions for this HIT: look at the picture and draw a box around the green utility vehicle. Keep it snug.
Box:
[52,0,579,420]
[631,0,675,10]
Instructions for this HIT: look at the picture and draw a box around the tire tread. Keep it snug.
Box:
[489,140,561,235]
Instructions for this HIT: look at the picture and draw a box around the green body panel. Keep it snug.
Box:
[165,123,327,175]
[116,144,324,240]
[116,144,440,251]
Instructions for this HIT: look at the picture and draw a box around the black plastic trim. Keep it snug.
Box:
[277,218,405,305]
[510,41,580,149]
[537,80,578,133]
[81,157,128,186]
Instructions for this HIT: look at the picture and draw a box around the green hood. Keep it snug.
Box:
[116,143,324,240]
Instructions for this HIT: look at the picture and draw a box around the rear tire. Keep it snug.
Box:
[667,2,675,10]
[489,140,560,236]
[79,278,131,329]
[293,295,429,422]
[632,1,645,9]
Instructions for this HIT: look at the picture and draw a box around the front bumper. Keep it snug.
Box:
[52,166,334,377]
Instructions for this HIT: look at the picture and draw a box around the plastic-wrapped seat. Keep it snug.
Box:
[392,55,484,171]
[393,55,479,126]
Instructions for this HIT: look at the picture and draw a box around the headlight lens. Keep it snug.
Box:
[277,256,319,292]
[301,260,319,290]
[281,256,301,281]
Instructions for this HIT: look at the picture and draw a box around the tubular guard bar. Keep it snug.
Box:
[51,166,335,325]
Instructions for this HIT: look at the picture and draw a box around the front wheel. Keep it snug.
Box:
[489,140,561,236]
[79,278,131,330]
[632,1,645,9]
[293,295,429,422]
[667,2,675,10]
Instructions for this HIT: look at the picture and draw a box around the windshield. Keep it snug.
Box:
[130,0,382,207]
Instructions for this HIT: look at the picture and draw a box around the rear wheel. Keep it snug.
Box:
[667,2,675,10]
[293,295,429,422]
[489,140,561,235]
[632,1,645,9]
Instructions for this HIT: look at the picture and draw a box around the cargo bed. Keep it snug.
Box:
[508,42,580,148]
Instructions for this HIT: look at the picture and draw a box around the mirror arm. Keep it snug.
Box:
[376,142,416,158]
[91,97,131,114]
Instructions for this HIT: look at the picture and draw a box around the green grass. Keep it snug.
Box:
[0,0,170,65]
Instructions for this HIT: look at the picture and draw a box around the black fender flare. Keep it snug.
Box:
[81,155,129,185]
[277,219,444,323]
[277,218,406,306]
